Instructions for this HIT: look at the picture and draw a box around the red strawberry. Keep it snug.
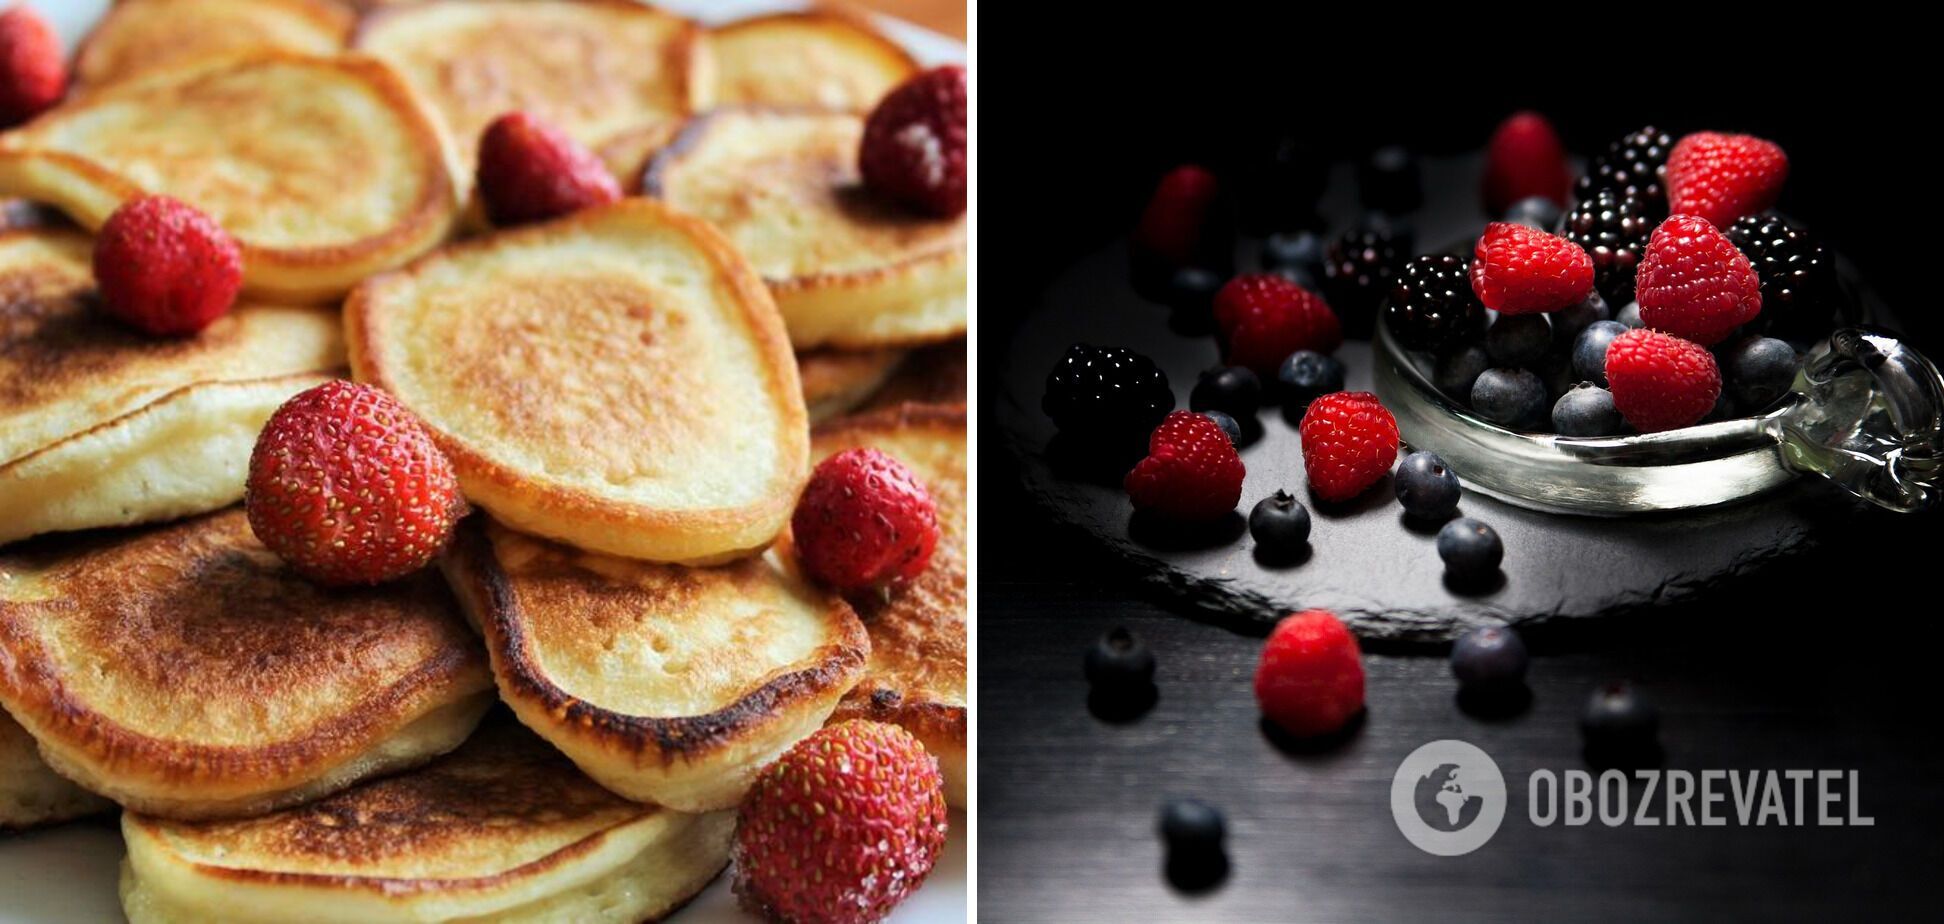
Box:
[1124,411,1245,522]
[1469,221,1594,315]
[0,5,64,127]
[1298,392,1399,502]
[93,195,243,337]
[1212,273,1342,375]
[859,65,967,218]
[793,447,939,592]
[1604,328,1722,432]
[1482,111,1571,215]
[1133,164,1221,267]
[734,720,948,924]
[1635,214,1762,346]
[476,111,621,226]
[1666,132,1788,228]
[1255,609,1365,738]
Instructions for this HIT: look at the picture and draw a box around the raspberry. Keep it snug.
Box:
[734,720,948,924]
[1468,221,1594,315]
[792,448,940,592]
[1665,132,1788,228]
[1635,214,1762,346]
[1124,411,1245,522]
[0,6,64,127]
[858,65,967,218]
[1211,273,1342,375]
[1133,164,1221,268]
[1603,328,1721,432]
[245,381,464,585]
[92,195,243,337]
[1254,610,1365,738]
[476,111,621,226]
[1298,392,1399,502]
[1482,111,1570,215]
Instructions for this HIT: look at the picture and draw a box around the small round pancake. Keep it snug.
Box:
[120,722,733,923]
[863,338,967,412]
[0,53,459,303]
[72,0,353,89]
[0,509,495,820]
[1,710,111,832]
[798,346,908,423]
[708,10,918,109]
[348,198,808,564]
[644,108,966,350]
[596,119,684,195]
[441,518,869,812]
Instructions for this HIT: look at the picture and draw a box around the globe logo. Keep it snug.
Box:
[1391,740,1506,855]
[1414,762,1485,832]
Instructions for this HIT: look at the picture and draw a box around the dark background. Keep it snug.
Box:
[979,25,1942,922]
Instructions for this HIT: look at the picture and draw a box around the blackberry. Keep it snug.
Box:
[1322,224,1404,337]
[1385,254,1486,351]
[1560,189,1651,304]
[1042,344,1174,440]
[1575,126,1672,216]
[1724,213,1837,338]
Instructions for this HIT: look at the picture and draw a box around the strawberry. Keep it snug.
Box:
[1133,164,1222,268]
[792,447,939,592]
[476,111,621,226]
[1603,328,1722,432]
[1665,132,1788,228]
[1255,609,1365,738]
[92,195,243,337]
[245,381,464,585]
[1635,214,1762,346]
[859,65,967,218]
[1298,391,1399,502]
[0,5,64,127]
[1124,411,1245,522]
[734,720,948,924]
[1482,111,1571,215]
[1469,221,1594,315]
[1212,273,1342,375]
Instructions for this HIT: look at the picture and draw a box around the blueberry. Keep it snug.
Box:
[1393,451,1460,520]
[1270,263,1319,290]
[1437,517,1503,578]
[1705,388,1735,422]
[1551,291,1611,345]
[1614,299,1644,329]
[1486,314,1552,368]
[1261,230,1323,276]
[1084,627,1156,691]
[1580,681,1660,758]
[1572,320,1628,387]
[1433,344,1492,401]
[1450,625,1529,689]
[1276,350,1344,408]
[1166,266,1225,317]
[1201,410,1242,446]
[1470,368,1547,428]
[1249,490,1311,555]
[1501,195,1562,231]
[1552,383,1624,436]
[1190,366,1262,417]
[1358,145,1422,213]
[1724,336,1798,411]
[1157,798,1226,855]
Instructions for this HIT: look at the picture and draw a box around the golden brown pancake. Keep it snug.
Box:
[708,10,918,109]
[798,346,907,423]
[72,0,353,89]
[863,338,967,412]
[1,709,112,831]
[596,119,684,195]
[0,509,495,820]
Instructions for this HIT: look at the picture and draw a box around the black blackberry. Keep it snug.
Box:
[1042,344,1174,439]
[1322,224,1404,337]
[1384,254,1485,351]
[1560,189,1651,304]
[1725,213,1837,337]
[1575,126,1673,217]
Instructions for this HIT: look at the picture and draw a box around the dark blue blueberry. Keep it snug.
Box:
[1158,798,1226,855]
[1724,336,1798,411]
[1200,410,1242,446]
[1470,368,1546,428]
[1166,266,1226,317]
[1552,383,1624,437]
[1572,320,1628,387]
[1358,145,1422,214]
[1486,314,1552,368]
[1705,387,1735,422]
[1084,626,1156,691]
[1437,517,1504,578]
[1261,230,1323,276]
[1249,490,1311,555]
[1551,291,1611,346]
[1393,451,1460,520]
[1450,625,1529,689]
[1190,366,1262,417]
[1433,344,1492,402]
[1276,350,1344,408]
[1501,195,1562,231]
[1270,263,1319,290]
[1580,681,1660,754]
[1614,299,1644,329]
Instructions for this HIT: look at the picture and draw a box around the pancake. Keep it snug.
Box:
[347,198,808,565]
[644,107,966,350]
[72,0,353,89]
[440,518,870,812]
[1,710,111,832]
[120,721,733,923]
[0,509,495,820]
[595,119,683,195]
[0,53,459,303]
[0,228,343,547]
[863,338,967,412]
[798,346,907,423]
[708,10,918,109]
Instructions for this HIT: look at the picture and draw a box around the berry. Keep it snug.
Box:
[1560,188,1651,304]
[1261,229,1323,276]
[1433,344,1491,401]
[1576,126,1673,216]
[1436,518,1503,579]
[1200,410,1242,446]
[477,111,621,226]
[245,381,462,586]
[1502,195,1562,231]
[1125,411,1246,522]
[92,195,243,337]
[1042,344,1175,441]
[1358,145,1422,213]
[1483,111,1570,215]
[1635,214,1762,346]
[1277,350,1344,408]
[1724,213,1836,338]
[1665,131,1788,228]
[1394,451,1460,520]
[1212,273,1342,375]
[1552,383,1624,436]
[1084,627,1156,691]
[1386,254,1486,351]
[1165,266,1225,317]
[1470,368,1546,429]
[1485,313,1552,368]
[1551,290,1612,346]
[1248,489,1311,555]
[1723,336,1797,411]
[1298,392,1399,502]
[793,448,939,591]
[1321,224,1404,330]
[1469,221,1594,315]
[1157,798,1226,855]
[1190,365,1262,418]
[0,6,63,127]
[1603,328,1722,432]
[1580,681,1660,757]
[1134,164,1222,268]
[858,65,967,217]
[1577,321,1632,388]
[1254,609,1365,738]
[734,720,947,924]
[1614,299,1644,329]
[1450,625,1529,690]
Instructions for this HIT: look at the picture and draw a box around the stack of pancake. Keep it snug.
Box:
[0,2,966,921]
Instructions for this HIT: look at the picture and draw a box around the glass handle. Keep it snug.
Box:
[1772,327,1944,513]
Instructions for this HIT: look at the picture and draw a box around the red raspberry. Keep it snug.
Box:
[1133,164,1220,267]
[1255,609,1365,738]
[859,65,967,218]
[1635,214,1762,346]
[1469,221,1594,315]
[1603,328,1722,433]
[245,381,464,585]
[793,447,940,592]
[1665,132,1788,228]
[92,195,243,337]
[1298,391,1399,503]
[476,111,621,226]
[1482,110,1571,215]
[1124,410,1245,522]
[734,720,948,924]
[1212,273,1342,375]
[0,5,64,127]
